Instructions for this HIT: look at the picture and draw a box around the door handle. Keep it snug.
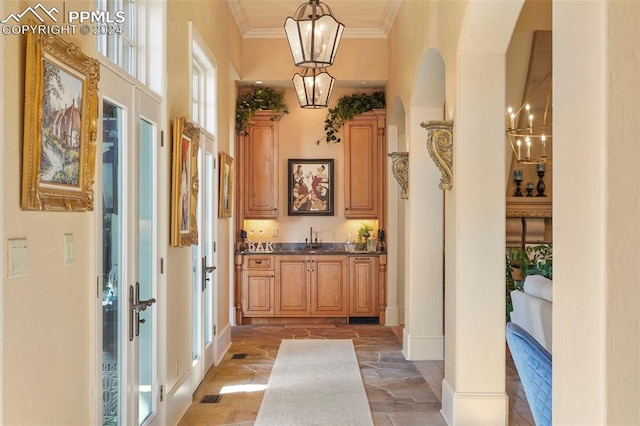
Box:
[202,256,216,291]
[129,282,156,341]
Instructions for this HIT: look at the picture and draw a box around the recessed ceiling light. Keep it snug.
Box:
[360,81,368,85]
[255,80,263,84]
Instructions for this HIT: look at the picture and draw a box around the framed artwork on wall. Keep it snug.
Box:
[170,116,200,247]
[219,151,234,218]
[288,159,334,216]
[21,30,100,211]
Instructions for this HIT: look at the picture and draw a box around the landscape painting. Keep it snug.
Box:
[21,32,99,211]
[40,59,84,186]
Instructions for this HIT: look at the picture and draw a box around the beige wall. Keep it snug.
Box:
[242,37,387,84]
[2,0,97,423]
[555,1,640,424]
[165,0,241,394]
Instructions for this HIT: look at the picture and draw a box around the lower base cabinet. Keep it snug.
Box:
[274,255,348,316]
[239,253,381,323]
[349,256,379,317]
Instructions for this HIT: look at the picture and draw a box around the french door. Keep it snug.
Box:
[191,131,219,390]
[99,64,165,426]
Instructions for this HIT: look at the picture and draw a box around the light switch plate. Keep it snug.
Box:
[64,234,75,265]
[8,238,28,277]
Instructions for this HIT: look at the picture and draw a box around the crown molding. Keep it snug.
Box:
[243,27,387,39]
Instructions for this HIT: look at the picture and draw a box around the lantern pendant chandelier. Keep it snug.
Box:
[284,0,344,108]
[506,70,553,165]
[284,0,345,68]
[293,67,335,109]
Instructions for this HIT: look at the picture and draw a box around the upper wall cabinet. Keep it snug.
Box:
[238,111,282,218]
[344,110,386,223]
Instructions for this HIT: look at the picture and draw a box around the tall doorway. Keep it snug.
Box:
[99,64,164,426]
[191,131,219,391]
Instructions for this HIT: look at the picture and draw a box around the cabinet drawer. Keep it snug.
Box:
[244,255,274,269]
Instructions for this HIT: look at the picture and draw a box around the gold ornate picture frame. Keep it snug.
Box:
[21,31,99,211]
[218,152,234,218]
[171,117,200,247]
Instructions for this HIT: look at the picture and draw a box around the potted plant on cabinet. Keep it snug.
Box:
[317,91,385,144]
[235,86,289,135]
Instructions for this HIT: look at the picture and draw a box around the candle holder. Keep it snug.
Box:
[536,168,546,197]
[513,170,523,197]
[376,229,386,253]
[526,182,534,197]
[513,178,523,197]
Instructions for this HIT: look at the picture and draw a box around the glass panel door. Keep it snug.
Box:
[99,66,163,426]
[191,132,218,391]
[102,99,124,426]
[137,118,156,424]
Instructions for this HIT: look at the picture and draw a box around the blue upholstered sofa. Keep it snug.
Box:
[506,322,552,426]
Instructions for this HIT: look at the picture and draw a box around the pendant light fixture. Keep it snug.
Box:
[292,67,335,109]
[284,0,345,68]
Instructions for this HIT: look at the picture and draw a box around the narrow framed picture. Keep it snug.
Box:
[170,117,200,247]
[21,31,100,211]
[288,159,334,216]
[219,151,234,218]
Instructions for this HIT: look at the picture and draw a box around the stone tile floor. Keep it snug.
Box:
[178,324,532,425]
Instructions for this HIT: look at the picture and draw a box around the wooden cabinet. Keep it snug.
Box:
[241,255,274,317]
[238,111,281,218]
[344,109,386,223]
[349,256,379,317]
[311,256,348,316]
[239,254,382,323]
[274,255,348,317]
[275,256,309,316]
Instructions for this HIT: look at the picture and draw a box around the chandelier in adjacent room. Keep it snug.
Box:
[506,70,552,165]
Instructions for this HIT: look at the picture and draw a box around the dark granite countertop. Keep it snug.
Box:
[235,242,385,256]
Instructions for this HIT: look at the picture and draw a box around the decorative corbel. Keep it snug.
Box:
[388,152,409,199]
[421,120,453,190]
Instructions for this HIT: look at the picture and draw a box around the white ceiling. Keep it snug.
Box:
[228,0,402,38]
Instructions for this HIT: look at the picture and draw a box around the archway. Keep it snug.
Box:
[401,48,446,360]
[441,0,525,423]
[386,97,406,327]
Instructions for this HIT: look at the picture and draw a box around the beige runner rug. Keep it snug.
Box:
[255,339,374,426]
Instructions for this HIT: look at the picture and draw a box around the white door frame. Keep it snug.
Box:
[96,63,166,426]
[191,130,219,392]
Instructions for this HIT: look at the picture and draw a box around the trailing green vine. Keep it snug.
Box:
[236,86,289,134]
[317,91,385,144]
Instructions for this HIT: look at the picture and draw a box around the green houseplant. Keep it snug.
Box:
[236,86,289,134]
[317,91,385,144]
[356,223,374,250]
[505,243,553,319]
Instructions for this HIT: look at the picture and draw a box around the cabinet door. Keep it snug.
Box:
[243,112,279,218]
[311,256,347,316]
[242,270,274,316]
[275,256,310,316]
[344,110,385,219]
[349,256,379,316]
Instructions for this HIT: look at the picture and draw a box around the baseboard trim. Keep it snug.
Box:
[441,378,509,425]
[216,323,232,365]
[384,306,399,326]
[166,370,192,426]
[401,329,444,360]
